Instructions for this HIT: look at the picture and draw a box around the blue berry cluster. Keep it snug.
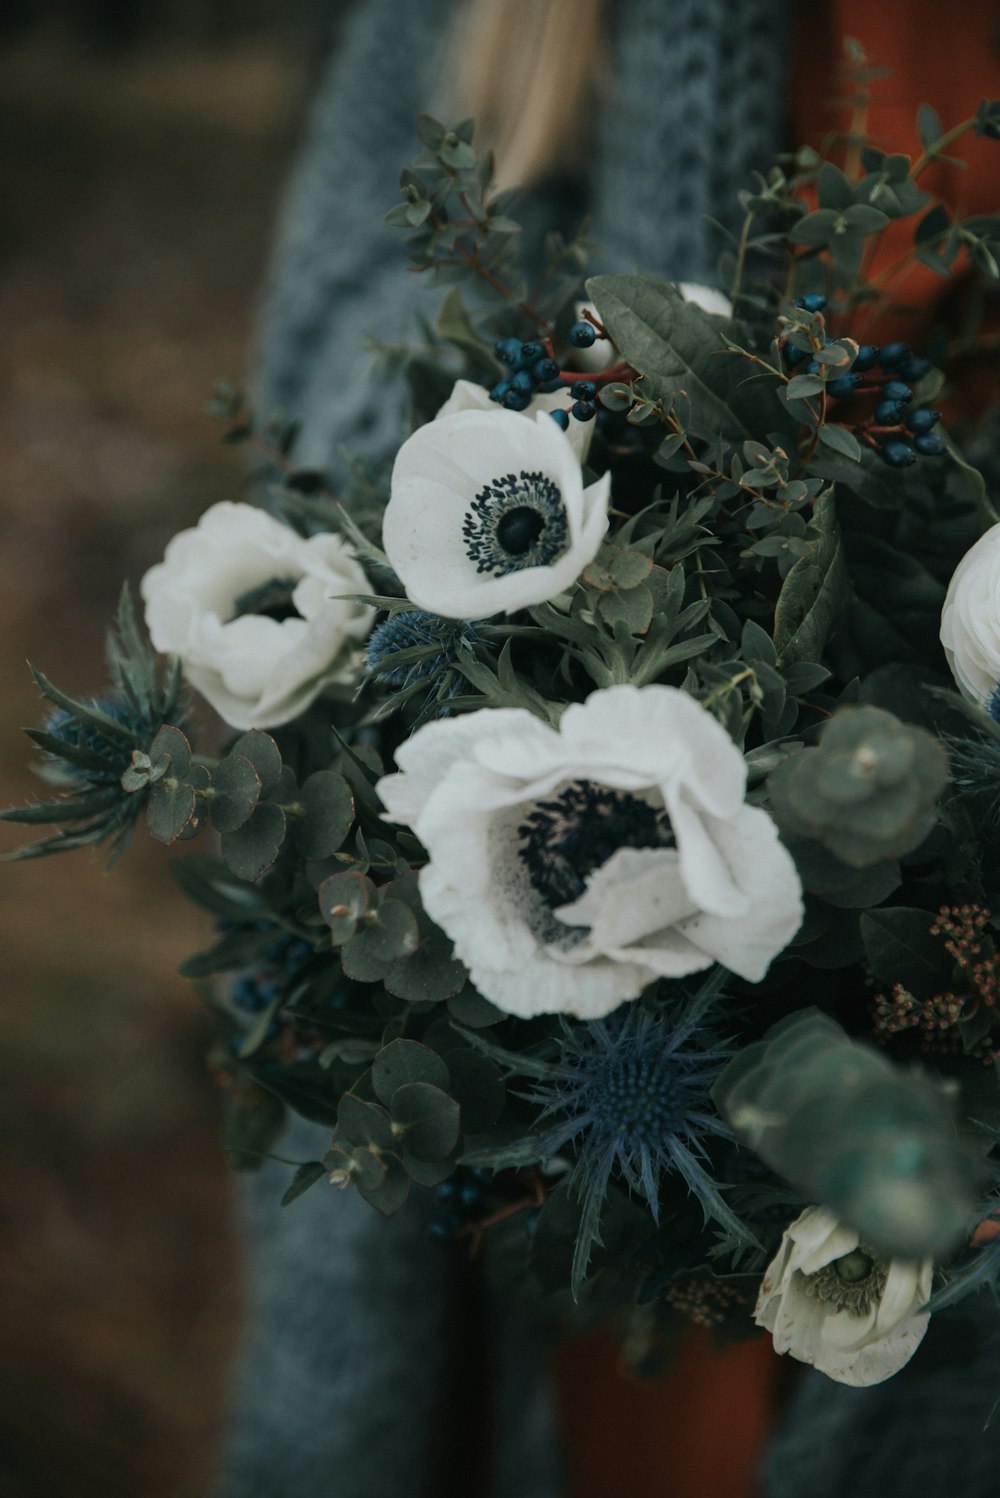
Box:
[491,338,562,412]
[230,928,314,1015]
[430,1166,494,1239]
[783,297,945,467]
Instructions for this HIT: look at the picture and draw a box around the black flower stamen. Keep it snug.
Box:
[518,779,675,909]
[463,470,568,576]
[231,575,301,623]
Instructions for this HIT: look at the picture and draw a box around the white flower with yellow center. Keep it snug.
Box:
[376,684,803,1019]
[382,407,610,619]
[141,501,372,731]
[755,1205,934,1387]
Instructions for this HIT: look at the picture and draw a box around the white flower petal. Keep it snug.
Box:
[383,409,610,619]
[941,522,1000,707]
[141,501,372,730]
[754,1206,934,1388]
[435,378,591,461]
[375,683,803,1018]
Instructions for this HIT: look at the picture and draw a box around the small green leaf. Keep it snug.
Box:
[357,1153,410,1216]
[231,730,283,795]
[221,801,287,881]
[816,424,862,462]
[372,1039,451,1106]
[148,724,192,779]
[337,1093,395,1151]
[318,871,373,944]
[281,1160,327,1207]
[390,1082,461,1160]
[293,771,355,861]
[211,752,262,833]
[146,780,197,845]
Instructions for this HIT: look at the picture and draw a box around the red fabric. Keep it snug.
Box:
[550,10,1000,1497]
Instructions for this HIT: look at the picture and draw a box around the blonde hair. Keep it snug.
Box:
[443,0,607,191]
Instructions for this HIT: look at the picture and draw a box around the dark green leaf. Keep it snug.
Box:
[389,1082,461,1159]
[221,802,287,882]
[372,1039,451,1105]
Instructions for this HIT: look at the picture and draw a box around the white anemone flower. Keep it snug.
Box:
[940,521,1000,710]
[376,683,803,1019]
[755,1206,934,1387]
[435,378,593,462]
[141,501,372,731]
[382,407,610,619]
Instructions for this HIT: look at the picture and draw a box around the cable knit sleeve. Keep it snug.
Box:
[252,0,453,482]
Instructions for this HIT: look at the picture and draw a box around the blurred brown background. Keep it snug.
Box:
[0,5,327,1493]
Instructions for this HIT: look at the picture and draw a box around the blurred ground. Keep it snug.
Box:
[0,17,315,1497]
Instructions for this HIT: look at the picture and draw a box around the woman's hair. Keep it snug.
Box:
[443,0,607,190]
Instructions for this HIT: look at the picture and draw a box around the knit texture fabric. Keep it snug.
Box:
[760,1298,1000,1498]
[253,0,789,485]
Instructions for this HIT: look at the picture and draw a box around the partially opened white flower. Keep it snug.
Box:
[940,522,1000,710]
[376,684,802,1018]
[435,378,592,462]
[383,407,610,619]
[141,501,372,730]
[755,1206,934,1387]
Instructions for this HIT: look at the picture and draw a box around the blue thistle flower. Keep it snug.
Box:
[944,729,1000,828]
[1,586,188,863]
[365,609,486,717]
[464,975,754,1296]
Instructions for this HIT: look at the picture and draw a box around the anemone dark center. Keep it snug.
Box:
[231,575,301,624]
[496,505,545,555]
[518,779,675,910]
[463,470,568,577]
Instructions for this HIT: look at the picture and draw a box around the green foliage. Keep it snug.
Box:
[713,1009,978,1259]
[768,705,949,869]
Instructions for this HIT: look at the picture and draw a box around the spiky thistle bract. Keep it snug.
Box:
[1,585,187,863]
[364,608,487,721]
[462,972,755,1296]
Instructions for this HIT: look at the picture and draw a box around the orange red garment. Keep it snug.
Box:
[550,6,1000,1496]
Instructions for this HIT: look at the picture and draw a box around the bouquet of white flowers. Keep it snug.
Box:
[7,92,1000,1393]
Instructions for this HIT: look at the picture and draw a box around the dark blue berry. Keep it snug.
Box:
[495,337,524,366]
[883,380,913,404]
[569,320,597,348]
[510,369,534,394]
[572,399,597,421]
[879,342,910,369]
[874,398,904,425]
[803,359,820,376]
[899,356,931,382]
[536,378,567,394]
[573,379,598,400]
[437,1179,458,1202]
[880,440,918,467]
[549,408,570,430]
[826,373,861,399]
[489,380,510,404]
[905,407,940,434]
[851,344,880,372]
[520,342,545,365]
[794,293,827,312]
[914,432,947,455]
[429,1222,450,1240]
[503,388,531,412]
[783,343,809,367]
[532,357,559,382]
[460,1182,482,1208]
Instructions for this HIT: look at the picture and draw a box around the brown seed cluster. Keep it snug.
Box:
[661,1276,747,1328]
[872,903,999,1063]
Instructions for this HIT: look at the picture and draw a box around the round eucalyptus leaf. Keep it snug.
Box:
[385,926,467,1003]
[146,779,197,845]
[402,1151,456,1188]
[357,1153,410,1216]
[231,729,283,794]
[148,723,192,779]
[372,1038,451,1106]
[318,871,373,945]
[211,752,262,833]
[390,1082,461,1160]
[371,899,420,961]
[221,801,287,882]
[349,1146,388,1194]
[336,1093,395,1152]
[293,771,355,860]
[340,922,396,983]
